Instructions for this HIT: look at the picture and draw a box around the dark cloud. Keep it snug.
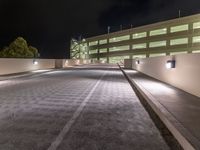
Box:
[0,0,199,58]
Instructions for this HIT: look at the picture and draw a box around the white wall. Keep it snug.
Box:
[124,53,200,97]
[0,58,55,75]
[0,58,92,75]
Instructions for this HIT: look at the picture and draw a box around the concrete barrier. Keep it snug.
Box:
[0,58,55,75]
[0,58,91,75]
[124,53,200,97]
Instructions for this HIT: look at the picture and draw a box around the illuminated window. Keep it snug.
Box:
[150,28,167,36]
[192,50,200,53]
[132,43,147,49]
[89,49,98,54]
[193,36,200,43]
[109,35,130,43]
[99,48,107,53]
[170,38,188,45]
[170,51,187,55]
[92,58,98,61]
[100,57,107,63]
[132,32,147,39]
[149,53,166,57]
[109,45,130,52]
[193,22,200,29]
[99,39,107,45]
[132,54,146,59]
[149,41,167,48]
[170,24,188,33]
[109,56,129,64]
[89,41,98,46]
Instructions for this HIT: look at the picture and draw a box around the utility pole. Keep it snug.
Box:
[179,10,181,18]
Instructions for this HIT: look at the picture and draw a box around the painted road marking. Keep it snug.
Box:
[47,72,106,150]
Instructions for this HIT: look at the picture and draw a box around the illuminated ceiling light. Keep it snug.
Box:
[166,60,176,69]
[33,59,38,65]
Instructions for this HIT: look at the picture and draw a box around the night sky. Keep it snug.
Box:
[0,0,200,58]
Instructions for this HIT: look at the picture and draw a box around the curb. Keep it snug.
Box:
[118,64,199,150]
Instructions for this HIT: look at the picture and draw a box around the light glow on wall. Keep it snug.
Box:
[166,60,176,69]
[135,60,140,65]
[33,60,38,65]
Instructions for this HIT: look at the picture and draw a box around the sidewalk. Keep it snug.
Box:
[122,68,200,150]
[0,69,54,81]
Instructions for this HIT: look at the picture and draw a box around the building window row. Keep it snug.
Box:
[193,36,200,43]
[193,22,200,29]
[132,32,147,39]
[109,35,130,43]
[150,28,167,36]
[170,38,188,45]
[89,36,200,54]
[170,24,189,33]
[132,43,147,49]
[149,41,167,48]
[89,41,98,46]
[99,49,200,62]
[109,45,130,52]
[149,53,166,57]
[88,22,200,46]
[132,54,146,59]
[99,48,107,53]
[89,49,98,54]
[100,57,107,63]
[99,39,107,44]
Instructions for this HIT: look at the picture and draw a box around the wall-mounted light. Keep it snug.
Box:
[135,60,140,65]
[166,60,176,69]
[33,59,38,65]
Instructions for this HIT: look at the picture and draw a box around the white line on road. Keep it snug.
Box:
[47,72,106,150]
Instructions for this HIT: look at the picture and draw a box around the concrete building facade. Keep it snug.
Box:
[70,13,200,63]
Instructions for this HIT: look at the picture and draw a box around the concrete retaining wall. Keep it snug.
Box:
[124,53,200,97]
[0,58,55,75]
[0,58,91,75]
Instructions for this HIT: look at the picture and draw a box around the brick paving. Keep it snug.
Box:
[0,65,169,150]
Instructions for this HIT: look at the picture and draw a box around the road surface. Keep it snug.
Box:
[0,64,169,150]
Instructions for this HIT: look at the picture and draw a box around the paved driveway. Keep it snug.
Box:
[0,64,169,150]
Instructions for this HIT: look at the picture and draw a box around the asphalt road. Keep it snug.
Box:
[0,64,169,150]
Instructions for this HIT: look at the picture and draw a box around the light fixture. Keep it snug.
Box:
[166,60,176,69]
[135,60,140,65]
[33,59,38,65]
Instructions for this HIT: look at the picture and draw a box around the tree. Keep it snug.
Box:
[29,46,39,57]
[0,37,39,58]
